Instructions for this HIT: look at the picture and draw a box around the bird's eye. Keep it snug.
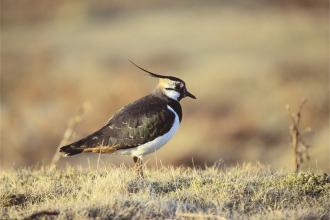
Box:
[175,82,183,88]
[165,88,175,91]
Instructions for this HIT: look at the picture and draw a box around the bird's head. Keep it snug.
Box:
[129,60,196,101]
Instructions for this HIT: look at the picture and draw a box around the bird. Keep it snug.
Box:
[59,60,196,177]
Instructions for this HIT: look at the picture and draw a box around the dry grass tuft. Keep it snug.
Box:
[51,102,91,166]
[1,164,329,219]
[286,99,312,172]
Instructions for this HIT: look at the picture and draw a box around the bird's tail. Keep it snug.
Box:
[59,138,87,156]
[59,127,113,156]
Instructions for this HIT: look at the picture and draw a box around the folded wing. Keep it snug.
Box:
[59,95,175,156]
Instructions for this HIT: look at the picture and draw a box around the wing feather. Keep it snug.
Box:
[60,95,176,155]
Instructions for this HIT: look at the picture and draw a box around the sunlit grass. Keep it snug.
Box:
[1,164,329,219]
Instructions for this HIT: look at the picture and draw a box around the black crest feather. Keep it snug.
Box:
[128,59,182,82]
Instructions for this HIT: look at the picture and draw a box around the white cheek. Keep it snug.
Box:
[164,90,180,100]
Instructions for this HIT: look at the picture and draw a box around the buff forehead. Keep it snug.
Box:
[158,78,183,89]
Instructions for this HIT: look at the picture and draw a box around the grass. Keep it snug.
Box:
[1,164,329,219]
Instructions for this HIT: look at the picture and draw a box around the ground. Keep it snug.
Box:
[1,164,329,219]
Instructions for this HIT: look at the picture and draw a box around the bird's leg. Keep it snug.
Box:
[133,156,144,178]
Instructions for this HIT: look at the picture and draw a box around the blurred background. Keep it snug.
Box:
[1,0,329,171]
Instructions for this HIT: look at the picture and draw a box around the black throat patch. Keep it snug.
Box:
[167,99,182,122]
[152,88,183,122]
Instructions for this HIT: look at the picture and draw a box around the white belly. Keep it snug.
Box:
[117,105,180,158]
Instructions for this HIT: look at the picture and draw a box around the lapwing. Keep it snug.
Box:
[59,61,196,177]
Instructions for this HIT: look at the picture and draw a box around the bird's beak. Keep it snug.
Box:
[185,90,196,99]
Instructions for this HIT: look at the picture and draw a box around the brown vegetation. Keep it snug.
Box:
[1,1,329,171]
[286,99,312,172]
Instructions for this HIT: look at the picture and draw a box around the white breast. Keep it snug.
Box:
[117,105,180,158]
